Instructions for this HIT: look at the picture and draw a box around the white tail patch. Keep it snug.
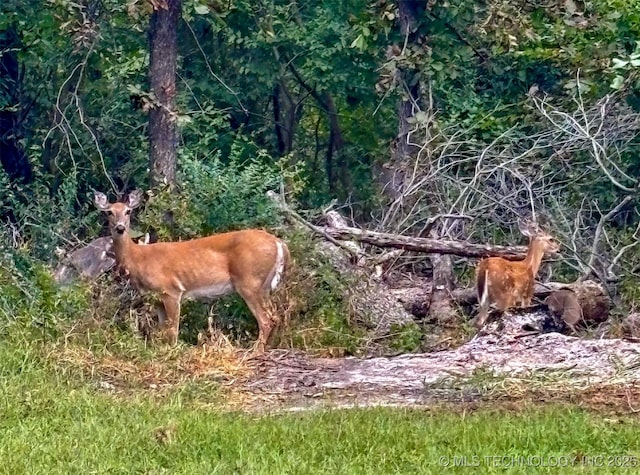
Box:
[270,241,286,290]
[480,270,489,308]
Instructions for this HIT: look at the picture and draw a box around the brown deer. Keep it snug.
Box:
[473,221,560,329]
[94,189,290,352]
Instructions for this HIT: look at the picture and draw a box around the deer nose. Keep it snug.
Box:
[114,224,126,234]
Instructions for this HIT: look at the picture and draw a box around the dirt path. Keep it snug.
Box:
[240,319,640,412]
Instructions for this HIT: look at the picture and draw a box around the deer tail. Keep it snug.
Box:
[266,240,289,291]
[475,268,490,327]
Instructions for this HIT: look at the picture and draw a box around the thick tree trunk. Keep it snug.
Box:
[148,0,181,189]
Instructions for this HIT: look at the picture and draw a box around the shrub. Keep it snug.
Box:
[138,150,285,240]
[0,230,91,340]
[270,229,367,355]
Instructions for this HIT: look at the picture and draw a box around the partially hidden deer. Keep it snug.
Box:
[473,221,560,329]
[94,189,290,351]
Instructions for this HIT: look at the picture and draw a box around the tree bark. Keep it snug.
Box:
[427,229,457,325]
[387,0,427,197]
[148,0,181,189]
[323,92,349,194]
[273,80,298,156]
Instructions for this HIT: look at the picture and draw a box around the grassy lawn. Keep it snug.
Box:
[2,339,640,474]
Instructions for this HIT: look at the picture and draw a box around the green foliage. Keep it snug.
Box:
[273,229,367,355]
[388,322,423,354]
[138,153,283,240]
[0,239,90,339]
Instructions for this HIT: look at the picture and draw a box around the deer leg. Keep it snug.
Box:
[473,306,489,329]
[473,295,491,328]
[160,293,181,345]
[236,287,275,353]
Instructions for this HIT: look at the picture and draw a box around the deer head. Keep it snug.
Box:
[94,189,142,237]
[518,219,561,256]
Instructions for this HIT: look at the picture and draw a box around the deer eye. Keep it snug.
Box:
[125,209,131,215]
[107,210,113,216]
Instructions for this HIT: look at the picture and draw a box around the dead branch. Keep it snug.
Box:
[581,195,635,281]
[322,225,532,259]
[266,191,364,258]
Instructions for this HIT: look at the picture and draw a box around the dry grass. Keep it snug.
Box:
[46,322,253,398]
[427,366,640,416]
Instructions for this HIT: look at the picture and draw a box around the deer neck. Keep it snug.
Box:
[111,230,137,270]
[523,238,545,276]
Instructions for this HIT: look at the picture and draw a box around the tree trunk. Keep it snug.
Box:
[324,92,350,194]
[148,0,181,189]
[386,0,427,198]
[427,230,457,325]
[283,57,350,195]
[273,80,297,156]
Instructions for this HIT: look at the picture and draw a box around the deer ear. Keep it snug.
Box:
[518,218,540,238]
[94,192,110,211]
[127,189,143,209]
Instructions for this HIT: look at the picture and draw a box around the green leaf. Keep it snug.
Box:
[350,34,366,51]
[194,4,209,15]
[611,58,629,69]
[610,75,625,90]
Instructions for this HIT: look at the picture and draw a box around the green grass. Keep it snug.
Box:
[2,340,640,474]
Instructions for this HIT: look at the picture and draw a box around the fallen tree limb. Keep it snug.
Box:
[265,191,364,258]
[322,226,530,259]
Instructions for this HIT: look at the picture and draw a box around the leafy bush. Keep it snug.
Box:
[387,322,423,354]
[270,229,367,355]
[0,171,93,340]
[138,151,284,240]
[0,232,91,340]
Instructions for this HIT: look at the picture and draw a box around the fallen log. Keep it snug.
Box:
[322,226,535,259]
[53,236,115,285]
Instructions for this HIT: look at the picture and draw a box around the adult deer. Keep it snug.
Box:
[473,221,560,329]
[94,189,289,351]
